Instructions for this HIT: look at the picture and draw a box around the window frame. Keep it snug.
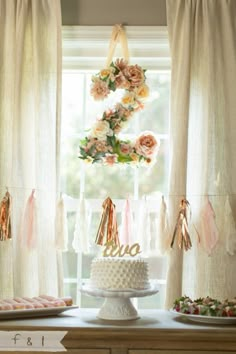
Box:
[61,26,171,307]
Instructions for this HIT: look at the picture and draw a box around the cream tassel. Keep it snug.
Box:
[55,195,68,251]
[156,195,170,254]
[20,189,37,249]
[224,195,236,256]
[73,197,90,253]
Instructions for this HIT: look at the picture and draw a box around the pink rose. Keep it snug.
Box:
[115,72,130,89]
[114,58,129,71]
[123,64,145,88]
[103,153,118,166]
[120,143,132,155]
[90,79,110,100]
[95,140,108,153]
[135,131,159,157]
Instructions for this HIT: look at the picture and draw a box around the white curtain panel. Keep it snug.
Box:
[166,0,236,308]
[0,0,62,298]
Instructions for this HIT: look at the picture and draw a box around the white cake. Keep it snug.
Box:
[90,257,150,290]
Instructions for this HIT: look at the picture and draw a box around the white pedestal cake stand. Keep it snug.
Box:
[80,281,159,320]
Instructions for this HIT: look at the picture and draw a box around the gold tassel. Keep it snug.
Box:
[95,197,119,246]
[170,199,192,251]
[0,191,12,241]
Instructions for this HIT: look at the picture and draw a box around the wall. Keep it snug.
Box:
[61,0,167,26]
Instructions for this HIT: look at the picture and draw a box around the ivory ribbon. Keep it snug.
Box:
[95,197,119,246]
[106,24,130,67]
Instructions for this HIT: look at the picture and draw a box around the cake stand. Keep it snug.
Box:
[80,280,159,320]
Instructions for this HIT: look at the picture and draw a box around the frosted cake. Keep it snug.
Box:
[90,257,150,290]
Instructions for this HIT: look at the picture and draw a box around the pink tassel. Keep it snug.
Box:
[120,198,133,245]
[20,189,37,249]
[200,197,219,256]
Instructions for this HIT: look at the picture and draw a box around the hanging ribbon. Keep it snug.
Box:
[170,199,192,251]
[119,198,134,245]
[72,197,91,254]
[198,196,219,256]
[95,197,119,246]
[20,189,37,249]
[55,195,68,252]
[106,24,129,67]
[0,191,12,241]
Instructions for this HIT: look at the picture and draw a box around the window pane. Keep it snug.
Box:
[61,27,170,310]
[139,72,170,134]
[139,138,169,197]
[84,164,135,199]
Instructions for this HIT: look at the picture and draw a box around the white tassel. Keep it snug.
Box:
[119,198,134,245]
[156,195,170,254]
[224,196,236,256]
[136,198,151,254]
[20,190,37,249]
[72,198,90,254]
[136,199,145,251]
[55,195,68,252]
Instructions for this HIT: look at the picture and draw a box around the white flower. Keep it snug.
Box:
[90,120,112,140]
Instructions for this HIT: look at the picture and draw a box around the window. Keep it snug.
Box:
[61,26,170,309]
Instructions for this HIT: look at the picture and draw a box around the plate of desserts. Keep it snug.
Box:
[170,295,236,324]
[0,295,77,320]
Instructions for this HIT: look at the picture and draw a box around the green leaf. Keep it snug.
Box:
[107,135,116,148]
[79,148,87,158]
[109,80,116,91]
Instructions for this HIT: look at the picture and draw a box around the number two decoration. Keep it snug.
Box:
[79,25,160,166]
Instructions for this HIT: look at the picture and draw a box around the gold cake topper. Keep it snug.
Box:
[103,240,141,257]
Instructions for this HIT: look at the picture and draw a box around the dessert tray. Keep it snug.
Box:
[0,306,78,320]
[80,280,159,320]
[170,310,236,325]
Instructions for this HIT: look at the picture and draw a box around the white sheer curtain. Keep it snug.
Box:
[165,0,236,308]
[0,0,62,298]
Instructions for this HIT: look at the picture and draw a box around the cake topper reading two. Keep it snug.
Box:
[79,25,159,166]
[95,197,141,257]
